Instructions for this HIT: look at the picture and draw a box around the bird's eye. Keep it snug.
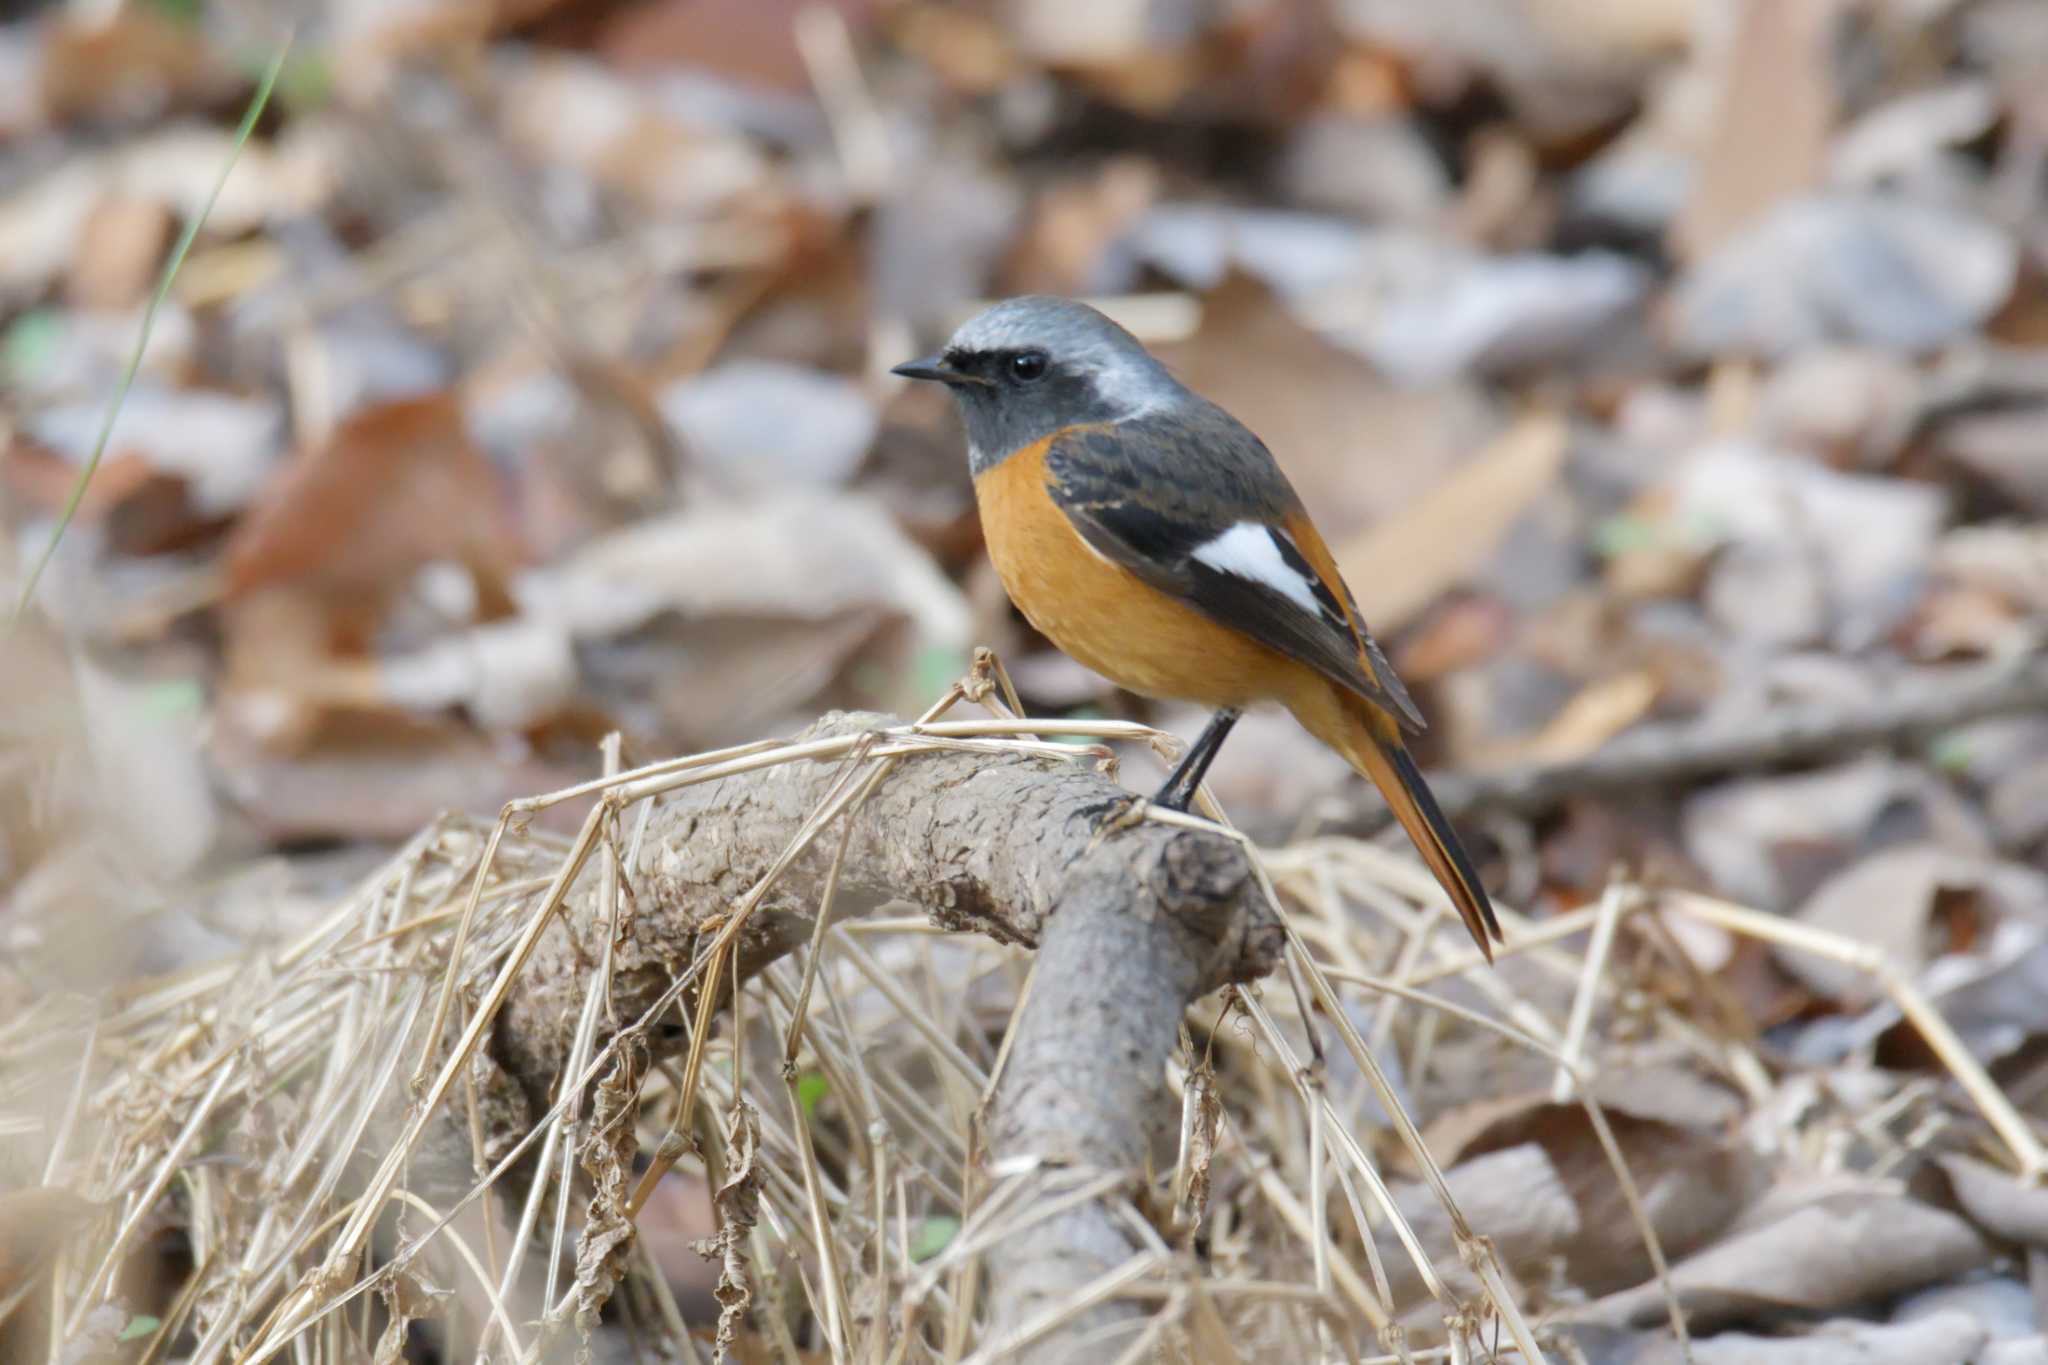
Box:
[1009,351,1048,383]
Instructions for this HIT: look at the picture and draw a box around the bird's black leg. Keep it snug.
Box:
[1152,708,1242,812]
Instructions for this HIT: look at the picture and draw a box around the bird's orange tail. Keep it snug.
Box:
[1305,691,1503,960]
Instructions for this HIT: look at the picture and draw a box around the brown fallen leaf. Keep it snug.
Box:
[1937,1153,2048,1251]
[40,8,228,124]
[209,713,594,843]
[1620,1311,1989,1365]
[1496,668,1661,768]
[1937,409,2048,515]
[496,54,768,214]
[1386,1143,1581,1311]
[331,0,606,88]
[1779,844,2048,1006]
[1669,0,1838,264]
[599,0,877,93]
[1152,274,1501,549]
[1682,758,1989,914]
[1421,1073,1763,1296]
[1002,159,1161,297]
[223,391,523,619]
[1587,1189,1991,1331]
[1391,594,1514,684]
[65,195,171,311]
[1004,0,1212,114]
[889,6,1013,94]
[1902,582,2030,661]
[1541,796,1709,912]
[636,610,894,749]
[515,495,970,652]
[1335,412,1569,634]
[2,444,161,524]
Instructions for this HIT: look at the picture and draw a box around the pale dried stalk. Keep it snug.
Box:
[29,684,1955,1363]
[1550,878,1634,1102]
[1664,890,2048,1181]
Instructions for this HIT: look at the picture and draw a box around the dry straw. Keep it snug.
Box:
[3,656,2040,1362]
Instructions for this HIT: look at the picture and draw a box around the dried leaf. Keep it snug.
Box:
[1618,1311,1989,1365]
[40,9,228,124]
[1335,0,1685,140]
[573,1034,647,1336]
[1675,442,1946,651]
[29,384,284,518]
[1988,759,2048,850]
[1780,845,2048,1005]
[75,656,217,880]
[1177,1055,1222,1229]
[0,129,298,292]
[1830,79,2000,187]
[59,1304,129,1365]
[209,715,592,842]
[1336,413,1569,634]
[1146,272,1499,541]
[1283,114,1449,225]
[1914,934,2048,1064]
[496,52,767,212]
[224,391,522,604]
[657,360,877,492]
[1336,247,1649,384]
[373,1267,451,1365]
[1671,0,1836,263]
[1388,1143,1581,1308]
[1504,669,1661,767]
[1004,159,1161,296]
[599,0,874,93]
[1423,1074,1762,1297]
[693,1101,763,1361]
[1683,757,1986,913]
[1588,1190,1990,1330]
[65,195,171,311]
[1673,196,2017,357]
[515,494,970,650]
[1937,409,2048,515]
[377,617,579,733]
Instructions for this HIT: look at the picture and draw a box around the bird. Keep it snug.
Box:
[893,296,1503,961]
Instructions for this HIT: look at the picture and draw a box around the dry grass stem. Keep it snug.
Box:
[4,677,2037,1362]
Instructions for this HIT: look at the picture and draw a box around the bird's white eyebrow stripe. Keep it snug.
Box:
[1191,523,1325,616]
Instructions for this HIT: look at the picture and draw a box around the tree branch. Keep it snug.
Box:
[987,828,1254,1359]
[1347,653,2048,827]
[483,713,1283,1353]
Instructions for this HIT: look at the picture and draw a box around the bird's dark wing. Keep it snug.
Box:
[1045,411,1424,732]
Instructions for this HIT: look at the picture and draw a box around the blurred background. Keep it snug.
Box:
[5,0,2048,1049]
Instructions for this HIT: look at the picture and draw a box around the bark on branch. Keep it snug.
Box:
[487,712,1284,1353]
[986,828,1255,1359]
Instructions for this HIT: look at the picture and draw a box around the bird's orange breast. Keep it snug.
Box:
[974,434,1308,709]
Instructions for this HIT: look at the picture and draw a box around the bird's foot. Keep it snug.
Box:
[1079,793,1151,848]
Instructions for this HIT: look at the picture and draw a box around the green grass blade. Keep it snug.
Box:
[10,35,294,627]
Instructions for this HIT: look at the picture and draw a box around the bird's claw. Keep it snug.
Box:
[1080,793,1151,848]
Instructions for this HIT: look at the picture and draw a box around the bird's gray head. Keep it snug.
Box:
[892,296,1187,476]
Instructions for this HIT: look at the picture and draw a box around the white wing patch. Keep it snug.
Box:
[1191,523,1324,616]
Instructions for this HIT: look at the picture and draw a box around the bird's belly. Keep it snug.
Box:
[974,441,1288,708]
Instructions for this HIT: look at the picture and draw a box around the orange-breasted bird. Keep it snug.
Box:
[894,296,1503,960]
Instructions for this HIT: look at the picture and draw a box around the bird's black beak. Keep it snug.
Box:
[891,355,983,386]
